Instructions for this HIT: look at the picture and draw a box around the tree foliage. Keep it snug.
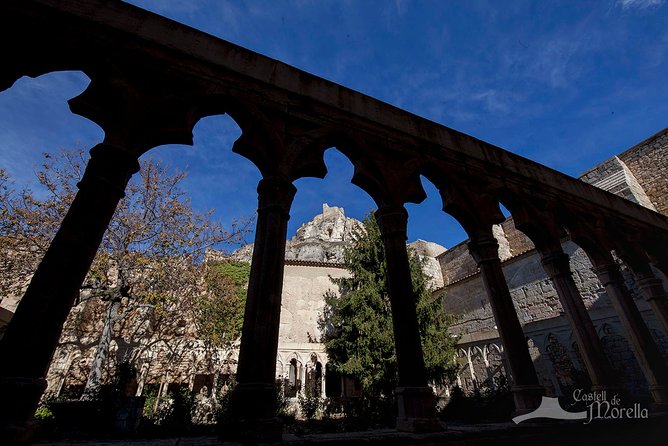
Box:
[0,149,253,395]
[319,212,458,405]
[198,260,250,348]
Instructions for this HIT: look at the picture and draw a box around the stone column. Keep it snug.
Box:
[591,259,668,409]
[467,235,543,414]
[465,350,477,390]
[229,176,296,441]
[618,248,668,339]
[540,250,619,391]
[0,143,139,441]
[298,365,305,397]
[482,347,496,390]
[374,205,441,432]
[320,365,326,397]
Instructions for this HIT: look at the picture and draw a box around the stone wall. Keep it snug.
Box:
[443,241,603,338]
[581,127,668,214]
[440,126,668,399]
[279,262,349,344]
[437,220,534,287]
[408,239,446,289]
[438,243,478,286]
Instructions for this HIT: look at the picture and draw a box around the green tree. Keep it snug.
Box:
[197,260,251,348]
[319,212,458,414]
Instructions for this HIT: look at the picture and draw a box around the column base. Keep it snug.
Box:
[0,376,47,445]
[235,417,283,443]
[0,419,39,446]
[224,382,283,442]
[395,386,443,433]
[511,384,544,416]
[648,385,668,409]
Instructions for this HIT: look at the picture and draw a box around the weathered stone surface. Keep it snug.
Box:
[279,263,349,344]
[581,129,668,214]
[231,204,361,264]
[408,240,447,290]
[581,156,657,211]
[285,204,361,264]
[229,204,447,289]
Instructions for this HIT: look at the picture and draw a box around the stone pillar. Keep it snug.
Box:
[320,364,326,397]
[618,248,668,339]
[229,176,296,442]
[482,347,496,390]
[591,259,668,409]
[374,206,441,432]
[465,350,477,390]
[0,143,139,441]
[298,365,305,397]
[467,235,543,414]
[540,250,619,391]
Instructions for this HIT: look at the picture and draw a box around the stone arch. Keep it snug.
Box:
[223,100,286,178]
[282,127,368,181]
[276,359,284,381]
[420,167,506,238]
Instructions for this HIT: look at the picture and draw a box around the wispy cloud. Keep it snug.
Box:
[618,0,664,10]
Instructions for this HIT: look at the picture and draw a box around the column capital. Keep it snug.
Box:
[256,177,297,218]
[374,205,408,239]
[635,277,667,302]
[540,251,571,279]
[591,263,624,287]
[76,143,140,198]
[467,236,500,265]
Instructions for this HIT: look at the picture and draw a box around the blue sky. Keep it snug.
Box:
[1,0,668,250]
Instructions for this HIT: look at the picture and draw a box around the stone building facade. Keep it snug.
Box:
[439,127,668,400]
[39,203,449,404]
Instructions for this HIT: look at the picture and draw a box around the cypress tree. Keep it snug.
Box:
[320,212,458,417]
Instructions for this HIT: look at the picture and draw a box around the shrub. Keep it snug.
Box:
[298,389,320,421]
[440,374,513,423]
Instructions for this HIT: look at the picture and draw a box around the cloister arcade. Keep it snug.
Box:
[1,0,668,442]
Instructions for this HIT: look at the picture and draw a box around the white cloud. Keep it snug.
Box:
[618,0,664,10]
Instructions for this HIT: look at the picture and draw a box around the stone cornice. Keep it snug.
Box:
[284,259,347,269]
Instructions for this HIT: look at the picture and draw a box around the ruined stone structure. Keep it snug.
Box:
[1,1,668,442]
[441,128,668,399]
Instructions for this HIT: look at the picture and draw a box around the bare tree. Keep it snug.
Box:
[0,150,253,399]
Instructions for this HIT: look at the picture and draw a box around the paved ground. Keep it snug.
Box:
[34,415,666,446]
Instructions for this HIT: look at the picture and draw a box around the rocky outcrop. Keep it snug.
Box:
[227,203,446,289]
[230,204,361,264]
[284,204,361,263]
[408,240,447,290]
